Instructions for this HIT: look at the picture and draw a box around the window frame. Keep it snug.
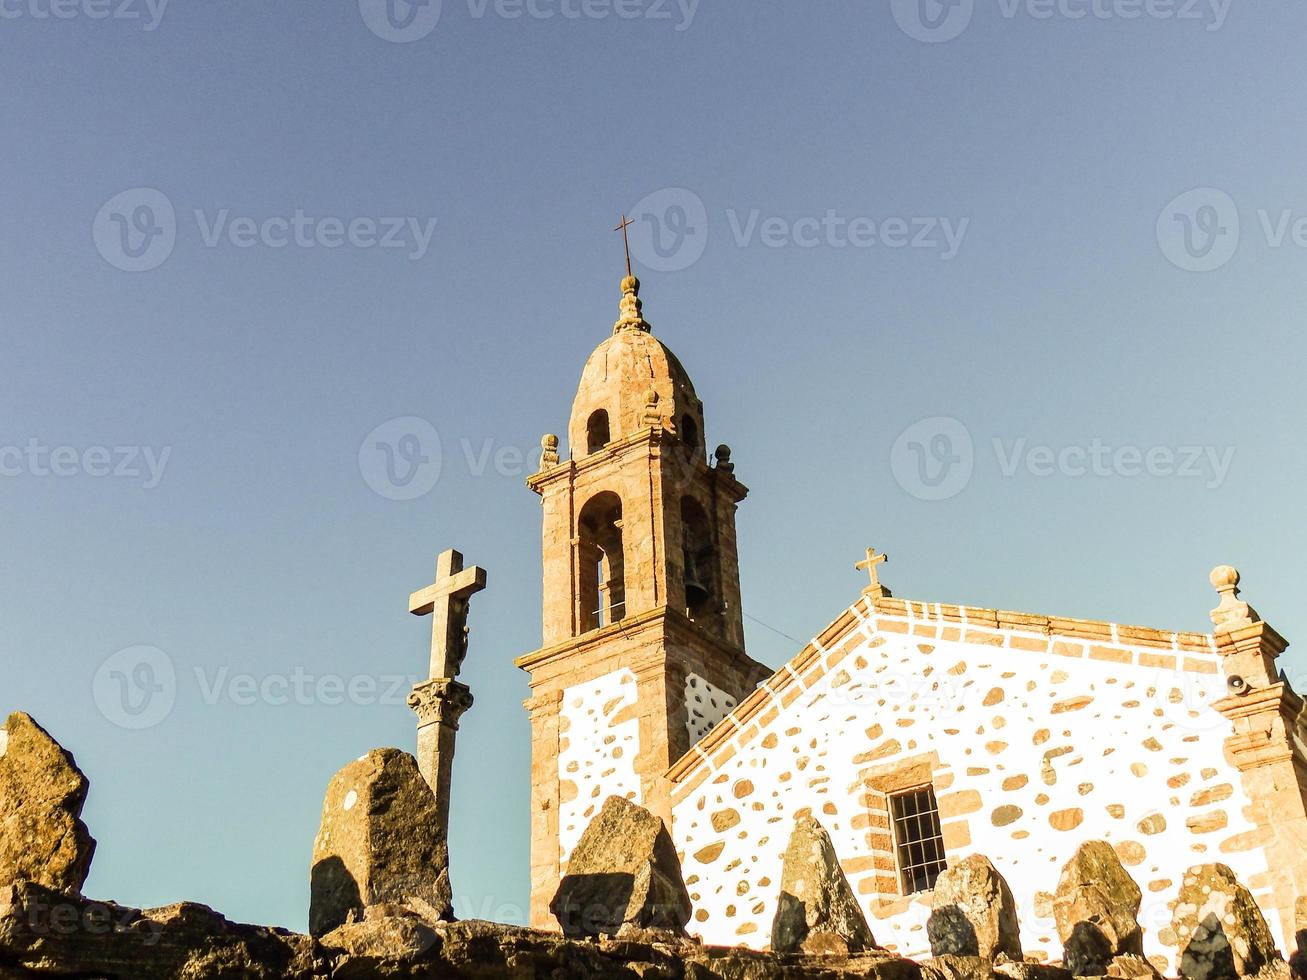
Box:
[888,784,948,896]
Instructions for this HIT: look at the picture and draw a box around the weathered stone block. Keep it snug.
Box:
[550,795,691,938]
[0,712,96,894]
[1172,863,1284,980]
[771,813,876,955]
[1053,840,1144,976]
[927,854,1022,961]
[309,748,452,937]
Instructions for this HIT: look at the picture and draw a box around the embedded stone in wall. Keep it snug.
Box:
[927,854,1022,961]
[770,814,876,955]
[1172,864,1285,980]
[1053,840,1144,976]
[0,712,96,894]
[550,795,691,939]
[309,749,452,936]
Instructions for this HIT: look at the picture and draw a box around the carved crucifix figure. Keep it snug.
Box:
[409,549,487,679]
[407,549,487,833]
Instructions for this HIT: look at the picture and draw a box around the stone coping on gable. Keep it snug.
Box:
[666,593,1223,802]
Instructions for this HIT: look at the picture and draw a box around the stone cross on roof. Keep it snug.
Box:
[855,547,892,599]
[409,549,487,680]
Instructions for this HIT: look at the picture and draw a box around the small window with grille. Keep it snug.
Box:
[890,786,948,894]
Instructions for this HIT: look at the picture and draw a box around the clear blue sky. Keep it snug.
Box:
[3,0,1306,932]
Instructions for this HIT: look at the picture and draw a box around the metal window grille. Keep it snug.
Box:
[891,786,948,894]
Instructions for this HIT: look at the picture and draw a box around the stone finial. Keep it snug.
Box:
[642,388,662,429]
[1209,565,1259,632]
[613,275,651,334]
[540,434,560,469]
[714,445,734,475]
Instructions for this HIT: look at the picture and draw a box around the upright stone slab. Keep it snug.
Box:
[1053,840,1144,975]
[309,749,452,936]
[0,712,96,894]
[771,813,876,955]
[1172,864,1284,980]
[927,854,1022,961]
[549,795,692,939]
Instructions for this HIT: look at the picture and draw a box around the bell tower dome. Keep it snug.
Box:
[516,274,771,929]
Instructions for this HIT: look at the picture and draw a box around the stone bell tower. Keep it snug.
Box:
[515,273,772,928]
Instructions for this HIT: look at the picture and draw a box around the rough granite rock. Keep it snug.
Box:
[0,712,96,895]
[1172,864,1285,980]
[0,881,931,979]
[309,748,452,937]
[549,795,692,939]
[0,881,318,980]
[771,813,877,955]
[927,855,1022,962]
[1290,894,1307,979]
[1053,840,1144,976]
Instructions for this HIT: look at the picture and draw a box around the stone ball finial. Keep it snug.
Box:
[540,433,560,468]
[1210,565,1240,592]
[622,274,640,295]
[714,444,735,475]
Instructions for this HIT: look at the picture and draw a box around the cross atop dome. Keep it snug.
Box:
[614,214,651,334]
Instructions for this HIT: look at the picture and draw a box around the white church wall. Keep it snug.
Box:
[557,667,641,864]
[671,601,1277,972]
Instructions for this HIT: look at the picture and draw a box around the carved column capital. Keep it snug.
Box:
[408,678,474,731]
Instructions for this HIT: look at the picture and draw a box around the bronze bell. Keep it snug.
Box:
[683,554,711,608]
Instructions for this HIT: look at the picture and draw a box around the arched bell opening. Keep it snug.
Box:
[586,409,612,455]
[680,496,719,629]
[578,491,625,633]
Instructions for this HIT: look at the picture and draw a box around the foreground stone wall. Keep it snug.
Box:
[670,597,1277,969]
